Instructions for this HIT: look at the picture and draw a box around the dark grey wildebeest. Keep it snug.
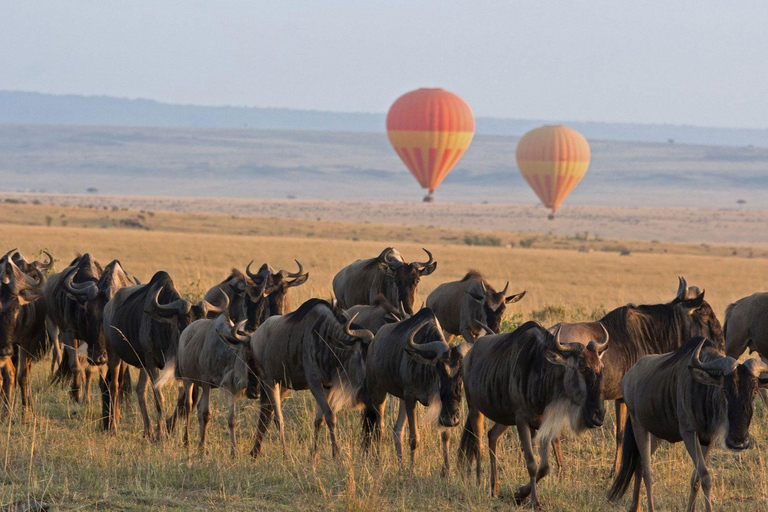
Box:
[44,253,107,402]
[362,308,470,476]
[102,271,222,438]
[426,269,525,343]
[458,321,609,508]
[608,337,768,512]
[346,294,405,334]
[0,251,45,415]
[552,277,723,474]
[203,262,271,331]
[723,292,768,404]
[249,298,373,461]
[259,260,309,322]
[175,311,259,455]
[333,247,436,316]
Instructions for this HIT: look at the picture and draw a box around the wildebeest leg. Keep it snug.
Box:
[136,370,153,440]
[613,399,627,476]
[363,387,387,455]
[551,437,566,478]
[488,422,511,497]
[83,364,96,405]
[0,359,15,418]
[630,419,654,512]
[46,317,61,376]
[182,382,194,447]
[226,392,238,457]
[149,369,167,441]
[440,429,451,477]
[516,434,552,504]
[17,350,32,414]
[272,384,287,453]
[197,384,211,454]
[104,354,122,433]
[250,382,276,458]
[393,399,407,464]
[62,331,81,402]
[513,421,542,509]
[312,406,325,464]
[167,380,190,435]
[404,396,419,467]
[683,432,712,512]
[308,380,338,461]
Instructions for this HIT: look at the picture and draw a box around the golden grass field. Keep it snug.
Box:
[1,201,768,510]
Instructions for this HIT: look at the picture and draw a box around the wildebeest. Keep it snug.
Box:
[458,322,609,508]
[0,251,45,414]
[333,247,436,316]
[102,271,222,438]
[260,260,309,320]
[250,298,373,460]
[346,294,405,334]
[553,277,723,474]
[608,337,768,512]
[44,253,107,402]
[363,308,470,476]
[723,292,768,403]
[203,262,271,331]
[426,270,525,343]
[175,307,258,454]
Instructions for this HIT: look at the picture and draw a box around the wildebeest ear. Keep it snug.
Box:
[505,291,526,304]
[680,290,705,315]
[544,350,568,366]
[466,290,485,302]
[404,345,440,365]
[688,366,723,387]
[418,261,437,276]
[377,259,397,276]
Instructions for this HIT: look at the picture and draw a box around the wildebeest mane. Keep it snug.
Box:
[285,298,332,325]
[390,307,440,342]
[659,336,720,370]
[222,268,248,284]
[461,269,484,282]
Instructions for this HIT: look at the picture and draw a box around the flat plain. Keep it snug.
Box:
[1,200,768,510]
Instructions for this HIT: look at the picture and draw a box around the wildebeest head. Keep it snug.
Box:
[11,250,54,276]
[63,259,135,365]
[688,339,768,451]
[404,318,470,428]
[545,324,610,429]
[147,284,224,333]
[257,260,309,317]
[465,274,526,333]
[377,248,436,316]
[216,317,261,399]
[0,251,44,357]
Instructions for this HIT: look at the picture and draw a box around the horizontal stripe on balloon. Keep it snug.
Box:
[516,160,590,177]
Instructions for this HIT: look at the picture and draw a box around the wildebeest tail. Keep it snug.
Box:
[361,383,378,452]
[607,417,640,502]
[458,408,484,469]
[154,356,176,391]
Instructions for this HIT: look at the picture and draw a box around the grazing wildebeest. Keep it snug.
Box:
[203,262,271,331]
[333,247,436,316]
[723,292,768,404]
[426,270,525,343]
[0,251,45,414]
[44,253,107,402]
[608,337,768,512]
[102,271,222,438]
[346,294,405,334]
[250,298,373,460]
[175,308,259,454]
[553,277,723,474]
[362,308,470,476]
[60,259,136,429]
[458,322,609,508]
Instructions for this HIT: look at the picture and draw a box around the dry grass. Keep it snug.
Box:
[1,204,768,510]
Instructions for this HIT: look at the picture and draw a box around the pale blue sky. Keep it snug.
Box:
[2,1,767,128]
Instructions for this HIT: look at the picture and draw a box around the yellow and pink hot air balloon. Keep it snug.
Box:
[516,125,591,218]
[386,88,475,202]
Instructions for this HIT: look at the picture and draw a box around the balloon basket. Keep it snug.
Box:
[548,213,556,220]
[423,194,434,203]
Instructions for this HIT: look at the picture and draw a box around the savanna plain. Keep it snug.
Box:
[2,201,768,511]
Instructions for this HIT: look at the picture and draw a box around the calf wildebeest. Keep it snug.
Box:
[175,306,259,454]
[250,298,373,460]
[346,294,405,334]
[59,259,136,429]
[363,308,470,476]
[553,277,723,474]
[458,322,609,508]
[723,292,768,403]
[0,251,45,414]
[333,247,436,316]
[426,270,525,343]
[44,253,107,402]
[102,271,222,438]
[608,337,768,512]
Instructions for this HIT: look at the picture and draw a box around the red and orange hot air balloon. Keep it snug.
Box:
[387,88,475,202]
[516,125,591,219]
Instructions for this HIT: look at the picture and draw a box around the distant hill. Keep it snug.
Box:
[3,90,768,147]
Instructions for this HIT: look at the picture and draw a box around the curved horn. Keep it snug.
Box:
[33,250,54,271]
[343,313,374,344]
[406,321,448,360]
[550,325,579,354]
[245,260,263,282]
[280,259,304,278]
[414,248,434,268]
[10,260,44,296]
[150,288,192,316]
[590,323,610,353]
[744,358,768,378]
[382,248,403,269]
[500,281,509,295]
[690,339,736,376]
[63,266,99,300]
[0,248,17,263]
[474,320,494,336]
[676,276,688,301]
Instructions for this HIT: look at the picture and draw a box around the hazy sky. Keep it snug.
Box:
[2,2,767,128]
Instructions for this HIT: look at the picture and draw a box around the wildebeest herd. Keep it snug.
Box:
[1,246,767,511]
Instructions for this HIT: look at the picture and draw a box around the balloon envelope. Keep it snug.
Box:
[515,125,591,214]
[386,88,475,199]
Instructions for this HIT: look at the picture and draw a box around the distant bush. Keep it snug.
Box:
[519,237,537,248]
[4,198,24,204]
[463,234,501,247]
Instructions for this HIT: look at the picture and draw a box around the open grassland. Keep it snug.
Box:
[1,204,768,510]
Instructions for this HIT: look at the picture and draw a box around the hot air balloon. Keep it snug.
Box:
[386,88,475,202]
[515,125,591,219]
